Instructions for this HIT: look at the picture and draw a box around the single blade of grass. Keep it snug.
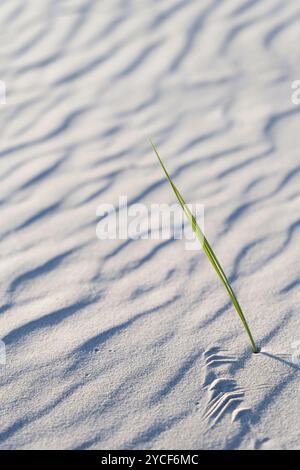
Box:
[151,140,258,353]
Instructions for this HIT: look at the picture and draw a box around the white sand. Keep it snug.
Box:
[1,0,300,449]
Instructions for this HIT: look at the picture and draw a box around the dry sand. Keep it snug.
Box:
[1,0,300,449]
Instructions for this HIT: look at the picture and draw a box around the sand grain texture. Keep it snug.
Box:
[0,0,300,449]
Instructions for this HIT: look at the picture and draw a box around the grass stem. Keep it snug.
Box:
[151,141,258,353]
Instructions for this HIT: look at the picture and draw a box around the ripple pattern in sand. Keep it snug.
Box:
[1,0,300,449]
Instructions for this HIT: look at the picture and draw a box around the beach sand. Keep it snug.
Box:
[1,0,300,449]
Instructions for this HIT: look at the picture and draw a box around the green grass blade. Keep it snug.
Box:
[151,141,258,353]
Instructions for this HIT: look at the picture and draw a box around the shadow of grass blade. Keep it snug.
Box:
[150,141,258,353]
